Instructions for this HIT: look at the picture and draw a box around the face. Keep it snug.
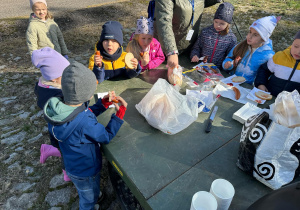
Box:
[246,28,264,48]
[213,19,228,32]
[137,34,153,51]
[33,2,47,21]
[102,39,120,55]
[291,39,300,60]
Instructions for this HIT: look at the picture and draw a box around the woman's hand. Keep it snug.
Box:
[258,85,268,92]
[167,54,179,69]
[94,54,103,68]
[191,55,199,62]
[140,52,150,66]
[224,61,232,69]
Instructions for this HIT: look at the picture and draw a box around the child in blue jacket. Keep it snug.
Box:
[222,16,280,84]
[88,21,142,84]
[190,2,237,70]
[44,61,127,209]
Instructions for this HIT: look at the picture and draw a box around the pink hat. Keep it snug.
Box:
[31,47,70,80]
[30,0,47,9]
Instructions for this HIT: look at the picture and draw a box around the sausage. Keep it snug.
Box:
[232,87,241,100]
[140,52,144,57]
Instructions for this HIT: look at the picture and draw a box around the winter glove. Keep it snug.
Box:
[101,98,113,109]
[116,105,127,120]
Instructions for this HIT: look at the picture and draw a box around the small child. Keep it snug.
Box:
[88,21,142,84]
[44,61,127,209]
[190,2,237,70]
[223,16,280,84]
[26,0,69,58]
[255,30,300,96]
[32,47,71,181]
[126,17,165,71]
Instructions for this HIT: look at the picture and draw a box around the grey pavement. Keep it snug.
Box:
[0,0,128,19]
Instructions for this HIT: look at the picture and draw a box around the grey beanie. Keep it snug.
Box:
[295,30,300,40]
[214,2,234,24]
[61,61,97,105]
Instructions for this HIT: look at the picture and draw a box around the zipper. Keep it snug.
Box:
[283,59,300,90]
[210,33,219,63]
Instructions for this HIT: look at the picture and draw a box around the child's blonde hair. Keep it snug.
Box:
[126,34,143,60]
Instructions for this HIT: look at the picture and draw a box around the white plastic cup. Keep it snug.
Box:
[190,191,218,210]
[210,179,235,210]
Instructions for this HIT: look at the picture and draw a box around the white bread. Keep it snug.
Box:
[255,91,272,100]
[232,76,246,83]
[125,52,134,69]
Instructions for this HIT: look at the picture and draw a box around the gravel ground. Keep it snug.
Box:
[0,0,299,209]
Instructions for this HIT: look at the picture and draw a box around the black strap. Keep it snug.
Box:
[283,60,300,91]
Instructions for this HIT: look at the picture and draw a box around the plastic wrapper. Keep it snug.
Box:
[167,65,183,86]
[270,90,300,128]
[136,78,199,135]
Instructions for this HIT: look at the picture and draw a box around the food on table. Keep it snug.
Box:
[108,91,119,103]
[232,76,246,83]
[140,52,144,57]
[203,56,208,63]
[125,52,135,69]
[232,87,241,100]
[255,91,272,100]
[227,83,233,86]
[209,65,218,74]
[168,66,182,86]
[234,56,241,66]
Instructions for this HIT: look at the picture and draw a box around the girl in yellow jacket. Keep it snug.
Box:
[26,0,69,58]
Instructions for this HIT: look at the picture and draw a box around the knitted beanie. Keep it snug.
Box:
[250,16,278,42]
[135,17,154,35]
[61,61,97,105]
[31,47,70,80]
[30,0,47,9]
[295,30,300,40]
[100,21,123,46]
[214,2,234,24]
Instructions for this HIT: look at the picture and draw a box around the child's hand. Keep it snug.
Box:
[114,96,127,110]
[258,85,268,92]
[191,55,199,62]
[224,61,232,69]
[141,52,149,66]
[94,54,103,68]
[131,58,139,69]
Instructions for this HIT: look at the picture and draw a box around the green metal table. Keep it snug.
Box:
[94,67,275,210]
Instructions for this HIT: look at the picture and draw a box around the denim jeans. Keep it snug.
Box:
[66,171,101,210]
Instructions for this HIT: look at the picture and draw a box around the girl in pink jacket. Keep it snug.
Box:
[126,17,165,71]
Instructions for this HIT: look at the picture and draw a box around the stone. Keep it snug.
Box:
[11,182,36,193]
[25,166,34,175]
[0,96,17,103]
[30,104,36,111]
[4,192,38,210]
[1,128,21,138]
[19,112,31,119]
[42,126,48,133]
[45,187,72,206]
[50,174,67,189]
[15,146,24,151]
[11,110,24,116]
[10,74,22,79]
[28,133,43,143]
[49,207,62,210]
[3,100,16,105]
[1,126,13,132]
[30,110,43,121]
[8,161,21,171]
[13,57,21,61]
[1,131,26,145]
[3,153,18,164]
[0,65,6,70]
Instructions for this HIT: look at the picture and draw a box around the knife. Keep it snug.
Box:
[205,105,218,133]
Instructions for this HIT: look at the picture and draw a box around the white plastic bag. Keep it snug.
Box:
[270,90,300,128]
[135,78,199,135]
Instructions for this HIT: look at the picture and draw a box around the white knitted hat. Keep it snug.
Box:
[250,16,278,42]
[30,0,47,9]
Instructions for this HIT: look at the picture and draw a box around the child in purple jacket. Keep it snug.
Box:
[190,2,237,70]
[126,17,165,71]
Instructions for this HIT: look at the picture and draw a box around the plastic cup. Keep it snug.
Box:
[210,179,235,210]
[190,191,218,210]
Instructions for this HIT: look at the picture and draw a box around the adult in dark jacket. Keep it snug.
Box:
[154,0,221,69]
[255,30,300,96]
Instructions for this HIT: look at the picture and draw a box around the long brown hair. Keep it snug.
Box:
[125,34,143,60]
[232,39,249,59]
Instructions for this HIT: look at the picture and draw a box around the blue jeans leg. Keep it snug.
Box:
[66,171,101,210]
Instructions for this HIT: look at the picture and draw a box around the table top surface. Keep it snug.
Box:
[94,66,274,210]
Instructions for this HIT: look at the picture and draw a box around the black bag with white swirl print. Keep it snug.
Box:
[237,111,300,190]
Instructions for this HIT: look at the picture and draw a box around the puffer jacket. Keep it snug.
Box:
[26,13,69,55]
[154,0,220,54]
[255,46,300,96]
[44,97,123,177]
[222,39,275,84]
[190,24,237,70]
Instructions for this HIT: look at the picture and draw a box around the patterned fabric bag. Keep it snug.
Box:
[237,111,300,189]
